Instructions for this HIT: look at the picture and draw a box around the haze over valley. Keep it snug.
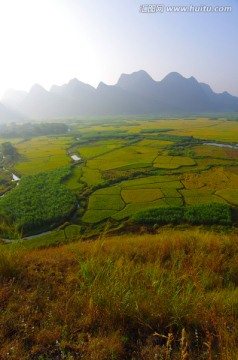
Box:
[1,70,238,120]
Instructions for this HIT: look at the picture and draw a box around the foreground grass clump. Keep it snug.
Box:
[1,230,238,359]
[132,202,232,226]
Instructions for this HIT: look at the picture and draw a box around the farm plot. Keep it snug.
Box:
[78,139,127,159]
[82,175,184,223]
[88,194,125,210]
[215,189,238,205]
[180,189,227,205]
[169,119,238,142]
[120,175,179,188]
[161,188,182,197]
[82,191,125,223]
[14,136,71,175]
[82,210,118,223]
[165,198,183,206]
[115,163,152,171]
[135,139,174,148]
[134,118,221,134]
[127,181,183,190]
[181,167,238,191]
[81,167,104,187]
[93,186,121,195]
[195,158,235,167]
[121,189,164,203]
[227,166,238,175]
[63,167,84,190]
[193,145,230,158]
[111,200,168,221]
[72,120,238,221]
[153,156,196,169]
[86,142,160,171]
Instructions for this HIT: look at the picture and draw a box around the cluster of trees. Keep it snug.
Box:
[132,202,232,226]
[0,166,77,236]
[164,136,202,157]
[0,170,12,185]
[1,142,19,161]
[0,122,68,138]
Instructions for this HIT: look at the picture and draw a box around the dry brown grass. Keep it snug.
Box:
[1,230,238,359]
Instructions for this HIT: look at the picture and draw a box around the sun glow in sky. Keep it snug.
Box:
[0,0,237,97]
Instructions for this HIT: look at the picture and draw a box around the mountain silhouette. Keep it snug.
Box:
[2,71,238,119]
[0,101,22,123]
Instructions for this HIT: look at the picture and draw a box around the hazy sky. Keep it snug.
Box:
[0,0,237,97]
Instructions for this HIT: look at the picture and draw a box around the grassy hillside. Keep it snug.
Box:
[1,230,238,359]
[1,117,238,359]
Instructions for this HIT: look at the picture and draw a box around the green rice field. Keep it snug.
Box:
[1,117,238,228]
[14,136,72,175]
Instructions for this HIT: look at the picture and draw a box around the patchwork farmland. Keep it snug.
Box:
[1,117,238,235]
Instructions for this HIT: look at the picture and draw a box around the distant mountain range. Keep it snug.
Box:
[1,70,238,120]
[0,102,22,123]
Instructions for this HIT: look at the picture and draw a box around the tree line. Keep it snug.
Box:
[132,202,232,226]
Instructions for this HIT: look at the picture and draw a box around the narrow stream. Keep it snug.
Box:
[2,202,80,243]
[71,154,81,161]
[204,142,238,149]
[12,173,20,181]
[0,173,21,198]
[3,231,52,243]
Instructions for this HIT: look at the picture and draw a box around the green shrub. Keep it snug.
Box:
[132,202,232,226]
[184,202,232,225]
[132,206,184,225]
